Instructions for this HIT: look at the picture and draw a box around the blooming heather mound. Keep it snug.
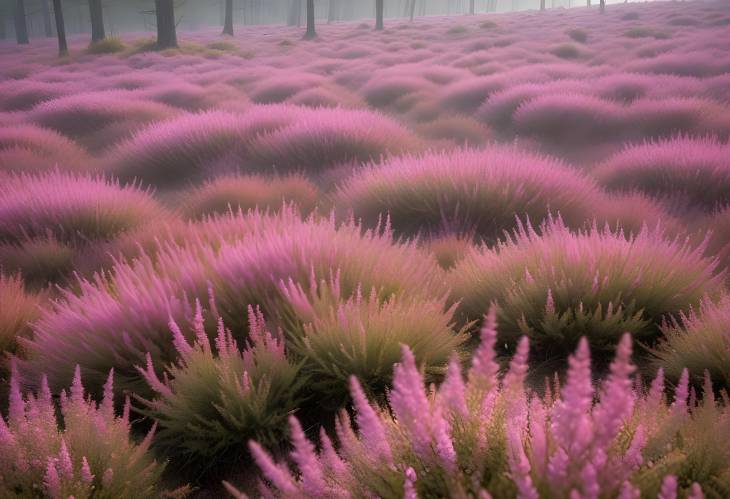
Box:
[0,234,76,290]
[138,307,303,470]
[179,174,320,219]
[0,171,164,245]
[448,218,724,362]
[0,367,169,498]
[245,107,420,174]
[0,80,75,112]
[280,276,465,405]
[653,296,730,392]
[360,76,435,108]
[0,125,90,174]
[23,214,443,396]
[595,136,730,212]
[413,115,492,146]
[0,274,43,356]
[29,91,177,151]
[335,148,603,240]
[239,329,724,498]
[108,108,297,187]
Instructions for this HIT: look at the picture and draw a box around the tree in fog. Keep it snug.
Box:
[52,0,68,56]
[288,0,302,27]
[41,0,53,37]
[375,0,384,30]
[223,0,234,35]
[14,0,29,45]
[89,0,106,42]
[155,0,177,49]
[405,0,417,21]
[469,0,475,14]
[304,0,315,39]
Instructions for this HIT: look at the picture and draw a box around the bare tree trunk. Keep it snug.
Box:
[540,0,545,10]
[288,0,301,26]
[223,0,234,35]
[0,9,5,40]
[155,0,177,49]
[409,0,417,20]
[599,0,605,12]
[52,0,68,56]
[375,0,384,30]
[469,0,475,13]
[14,0,29,44]
[328,0,337,23]
[40,0,53,37]
[586,0,591,6]
[304,0,315,38]
[89,0,105,42]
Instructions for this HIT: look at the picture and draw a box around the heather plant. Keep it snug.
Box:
[23,213,444,396]
[335,148,604,241]
[137,305,303,471]
[180,174,320,219]
[0,125,90,174]
[448,217,724,363]
[595,136,730,213]
[0,233,77,289]
[0,170,165,246]
[239,318,719,498]
[279,275,465,405]
[0,366,169,498]
[652,296,730,392]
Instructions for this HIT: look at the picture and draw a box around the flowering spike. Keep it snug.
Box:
[288,416,327,496]
[440,355,468,418]
[8,362,25,427]
[389,346,431,460]
[101,369,115,420]
[469,305,500,390]
[404,467,418,499]
[672,369,689,416]
[658,475,677,499]
[193,299,211,352]
[81,456,94,484]
[618,481,640,499]
[58,438,74,480]
[647,368,665,407]
[169,317,193,358]
[44,459,61,499]
[248,441,298,495]
[350,376,393,466]
[687,483,704,499]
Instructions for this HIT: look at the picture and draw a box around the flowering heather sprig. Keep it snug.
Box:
[0,170,165,245]
[0,365,168,498]
[595,136,730,213]
[335,147,604,240]
[179,174,320,220]
[448,216,725,362]
[245,326,722,498]
[279,274,465,405]
[137,305,303,470]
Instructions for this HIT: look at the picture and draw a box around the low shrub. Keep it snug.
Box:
[566,28,589,43]
[239,328,722,498]
[594,136,730,212]
[179,174,320,219]
[550,43,583,59]
[0,234,77,289]
[334,148,603,240]
[280,276,465,406]
[448,218,724,363]
[0,274,43,356]
[0,366,171,498]
[87,37,126,54]
[137,305,303,471]
[0,125,90,174]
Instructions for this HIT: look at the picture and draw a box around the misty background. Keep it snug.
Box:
[1,0,641,39]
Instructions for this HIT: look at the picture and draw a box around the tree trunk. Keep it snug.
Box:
[52,0,68,56]
[599,0,605,12]
[469,0,475,14]
[586,0,591,6]
[0,9,5,40]
[375,0,384,30]
[304,0,315,38]
[540,0,545,10]
[327,0,337,23]
[223,0,234,35]
[155,0,177,49]
[89,0,105,42]
[288,0,302,26]
[40,0,53,37]
[14,0,29,45]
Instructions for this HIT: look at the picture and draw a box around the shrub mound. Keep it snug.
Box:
[179,174,320,219]
[0,125,90,174]
[447,218,724,363]
[335,148,604,240]
[594,136,730,212]
[0,274,43,356]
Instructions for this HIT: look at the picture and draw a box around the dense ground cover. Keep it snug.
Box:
[1,1,730,497]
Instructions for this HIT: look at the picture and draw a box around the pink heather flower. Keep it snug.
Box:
[672,369,690,417]
[404,467,418,499]
[479,490,493,499]
[620,425,646,474]
[319,428,350,483]
[58,438,73,480]
[81,456,94,484]
[389,346,432,460]
[529,397,548,479]
[658,475,678,499]
[44,459,61,499]
[288,416,327,496]
[431,402,457,472]
[507,425,539,499]
[468,305,500,392]
[248,441,298,495]
[594,334,636,445]
[550,338,594,464]
[350,376,393,467]
[647,368,665,408]
[579,462,600,499]
[8,362,25,428]
[100,369,115,421]
[503,336,530,430]
[617,481,641,499]
[70,365,85,405]
[169,317,194,358]
[440,355,468,418]
[687,483,704,499]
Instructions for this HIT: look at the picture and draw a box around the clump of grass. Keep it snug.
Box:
[447,25,469,35]
[87,37,126,54]
[566,28,588,43]
[480,20,498,29]
[550,43,582,59]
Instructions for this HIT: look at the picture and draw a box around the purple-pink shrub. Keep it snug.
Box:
[0,274,44,356]
[0,125,90,174]
[594,136,730,212]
